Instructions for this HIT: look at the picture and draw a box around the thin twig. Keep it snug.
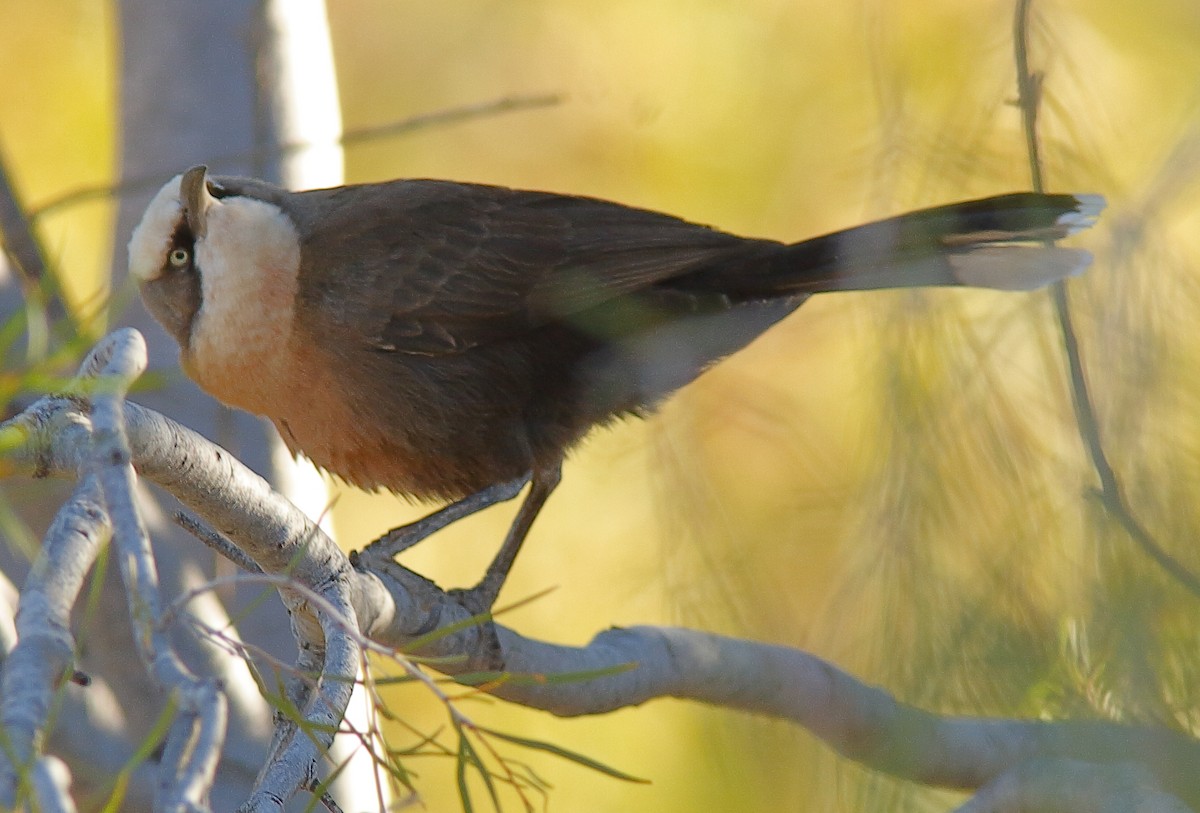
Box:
[29,94,562,221]
[174,510,262,574]
[1013,0,1045,195]
[1012,0,1200,596]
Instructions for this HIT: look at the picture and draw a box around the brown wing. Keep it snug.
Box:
[285,179,769,355]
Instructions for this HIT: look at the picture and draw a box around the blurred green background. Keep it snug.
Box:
[4,0,1200,810]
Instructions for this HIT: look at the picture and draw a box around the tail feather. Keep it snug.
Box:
[684,192,1105,296]
[796,192,1105,293]
[948,245,1093,291]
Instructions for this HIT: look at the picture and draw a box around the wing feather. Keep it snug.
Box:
[286,179,765,355]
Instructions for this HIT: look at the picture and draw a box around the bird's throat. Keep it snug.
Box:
[186,197,302,415]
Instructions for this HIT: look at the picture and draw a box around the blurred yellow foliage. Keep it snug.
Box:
[0,2,114,317]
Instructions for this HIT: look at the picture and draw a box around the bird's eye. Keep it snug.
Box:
[168,248,190,268]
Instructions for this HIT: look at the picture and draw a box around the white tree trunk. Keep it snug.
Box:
[110,1,385,808]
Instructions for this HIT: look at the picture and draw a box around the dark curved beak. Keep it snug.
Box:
[180,165,211,239]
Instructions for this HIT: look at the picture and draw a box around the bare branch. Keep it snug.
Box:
[363,566,1200,807]
[82,330,224,810]
[29,757,77,813]
[953,759,1192,813]
[6,329,1199,810]
[0,477,109,808]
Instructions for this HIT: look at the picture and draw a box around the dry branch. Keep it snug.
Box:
[2,328,1195,811]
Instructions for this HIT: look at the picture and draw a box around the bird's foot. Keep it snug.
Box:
[447,581,505,672]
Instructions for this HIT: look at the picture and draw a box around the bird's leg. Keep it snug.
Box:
[356,465,561,671]
[450,461,563,615]
[358,474,530,559]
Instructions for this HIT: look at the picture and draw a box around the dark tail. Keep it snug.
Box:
[684,193,1105,296]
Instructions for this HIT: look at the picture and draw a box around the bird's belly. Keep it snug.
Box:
[266,347,536,500]
[272,407,531,501]
[272,410,438,497]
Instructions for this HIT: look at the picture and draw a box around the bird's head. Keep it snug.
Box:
[127,165,302,361]
[127,166,218,348]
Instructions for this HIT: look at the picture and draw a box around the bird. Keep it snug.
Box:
[128,165,1103,617]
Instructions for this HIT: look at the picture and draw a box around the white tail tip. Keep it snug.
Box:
[1058,194,1106,235]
